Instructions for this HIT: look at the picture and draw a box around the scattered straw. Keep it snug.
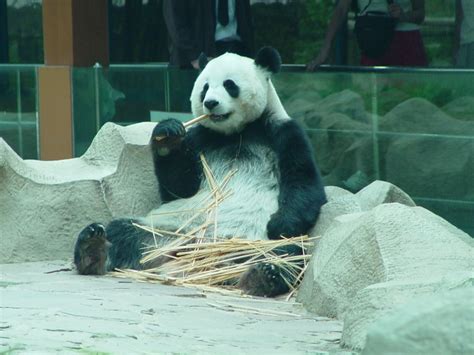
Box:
[111,154,318,299]
[207,300,302,317]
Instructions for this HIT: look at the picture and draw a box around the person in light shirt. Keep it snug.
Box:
[307,0,427,69]
[454,0,474,68]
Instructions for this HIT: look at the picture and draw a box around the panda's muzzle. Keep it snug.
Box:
[204,99,232,122]
[209,112,232,122]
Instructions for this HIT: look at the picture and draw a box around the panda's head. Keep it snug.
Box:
[190,47,282,135]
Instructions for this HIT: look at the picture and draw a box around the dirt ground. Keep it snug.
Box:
[1,260,352,354]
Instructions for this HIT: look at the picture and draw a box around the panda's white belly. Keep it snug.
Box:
[144,144,280,241]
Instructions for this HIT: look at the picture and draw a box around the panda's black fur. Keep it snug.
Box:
[74,47,327,297]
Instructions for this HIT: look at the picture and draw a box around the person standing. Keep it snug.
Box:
[454,0,474,68]
[163,0,254,69]
[307,0,427,69]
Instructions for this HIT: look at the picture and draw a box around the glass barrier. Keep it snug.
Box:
[68,65,474,236]
[0,65,38,159]
[4,0,43,64]
[72,65,198,156]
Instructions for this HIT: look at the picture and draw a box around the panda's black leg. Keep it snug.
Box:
[74,218,175,275]
[74,223,109,275]
[105,218,178,271]
[237,244,304,297]
[105,218,154,271]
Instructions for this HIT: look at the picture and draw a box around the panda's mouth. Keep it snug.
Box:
[209,112,232,122]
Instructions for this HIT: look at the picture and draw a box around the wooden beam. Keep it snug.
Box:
[40,0,109,159]
[38,67,73,160]
[42,0,74,66]
[42,0,109,67]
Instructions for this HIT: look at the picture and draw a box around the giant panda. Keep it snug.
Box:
[74,47,327,297]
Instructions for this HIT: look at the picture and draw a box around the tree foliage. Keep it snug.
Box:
[252,0,335,64]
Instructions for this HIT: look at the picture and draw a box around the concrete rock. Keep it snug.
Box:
[311,186,362,238]
[314,89,370,124]
[301,186,361,301]
[325,186,354,200]
[385,136,474,201]
[302,182,418,301]
[380,98,474,232]
[443,96,474,122]
[355,180,415,211]
[342,273,474,350]
[0,122,159,263]
[311,181,416,238]
[380,97,474,136]
[285,95,323,119]
[360,285,474,354]
[304,112,371,185]
[299,203,473,320]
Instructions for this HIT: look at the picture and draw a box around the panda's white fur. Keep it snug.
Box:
[140,140,280,241]
[191,52,290,135]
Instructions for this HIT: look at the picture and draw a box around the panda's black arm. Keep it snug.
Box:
[267,119,327,239]
[150,127,203,203]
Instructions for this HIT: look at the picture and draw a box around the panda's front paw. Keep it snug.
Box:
[151,119,186,156]
[267,212,300,240]
[238,263,289,297]
[74,223,109,275]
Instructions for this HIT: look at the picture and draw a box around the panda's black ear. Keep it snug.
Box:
[255,47,281,74]
[198,53,209,70]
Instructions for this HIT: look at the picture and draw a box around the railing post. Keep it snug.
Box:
[371,72,380,181]
[15,68,23,157]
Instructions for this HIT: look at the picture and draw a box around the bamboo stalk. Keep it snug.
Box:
[154,114,209,142]
[183,114,210,128]
[111,153,318,298]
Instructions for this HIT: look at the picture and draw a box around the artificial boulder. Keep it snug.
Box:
[0,122,158,263]
[442,96,474,122]
[361,286,474,355]
[303,112,371,186]
[310,186,362,238]
[342,272,474,350]
[379,97,474,136]
[309,181,415,242]
[314,89,369,123]
[355,180,415,211]
[300,203,473,320]
[384,135,474,201]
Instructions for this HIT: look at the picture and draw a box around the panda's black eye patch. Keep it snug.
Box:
[223,80,239,98]
[200,83,209,102]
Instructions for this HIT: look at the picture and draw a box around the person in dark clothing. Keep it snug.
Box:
[163,0,255,69]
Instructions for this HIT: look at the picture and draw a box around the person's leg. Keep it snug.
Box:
[375,30,427,67]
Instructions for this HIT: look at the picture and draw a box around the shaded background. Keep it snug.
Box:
[0,0,458,66]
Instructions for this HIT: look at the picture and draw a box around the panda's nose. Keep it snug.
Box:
[204,99,219,110]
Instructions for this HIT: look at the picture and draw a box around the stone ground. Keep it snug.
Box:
[1,261,352,354]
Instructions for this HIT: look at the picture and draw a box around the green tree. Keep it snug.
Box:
[293,0,334,63]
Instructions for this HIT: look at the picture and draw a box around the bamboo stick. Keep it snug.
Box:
[154,114,209,142]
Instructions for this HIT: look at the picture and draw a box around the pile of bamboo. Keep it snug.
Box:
[112,144,316,297]
[114,234,315,296]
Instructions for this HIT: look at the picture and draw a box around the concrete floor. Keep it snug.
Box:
[1,260,351,354]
